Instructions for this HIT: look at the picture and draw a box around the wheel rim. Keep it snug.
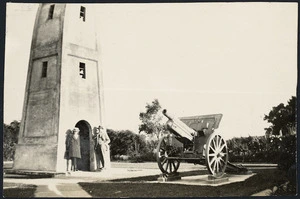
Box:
[156,137,180,174]
[206,133,228,178]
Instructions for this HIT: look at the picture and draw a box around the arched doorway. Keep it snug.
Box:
[75,120,91,171]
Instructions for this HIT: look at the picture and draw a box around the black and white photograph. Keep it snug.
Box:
[3,2,297,197]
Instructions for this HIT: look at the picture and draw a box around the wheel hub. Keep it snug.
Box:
[217,152,225,158]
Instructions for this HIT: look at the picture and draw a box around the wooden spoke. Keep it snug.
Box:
[209,146,216,153]
[216,159,220,172]
[220,158,226,164]
[219,143,226,152]
[161,158,167,165]
[215,136,219,149]
[213,160,217,172]
[172,162,176,170]
[173,160,180,170]
[209,156,217,166]
[165,161,169,171]
[212,139,216,149]
[218,136,222,148]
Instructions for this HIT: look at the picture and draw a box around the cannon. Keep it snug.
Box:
[156,109,228,178]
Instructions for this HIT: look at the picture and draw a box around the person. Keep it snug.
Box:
[64,129,73,173]
[93,125,111,170]
[93,128,103,171]
[69,127,81,172]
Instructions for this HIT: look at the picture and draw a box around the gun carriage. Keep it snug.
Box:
[156,109,228,178]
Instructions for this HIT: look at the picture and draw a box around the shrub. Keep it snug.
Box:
[3,121,20,161]
[227,134,296,172]
[107,129,158,162]
[140,151,157,162]
[270,135,296,171]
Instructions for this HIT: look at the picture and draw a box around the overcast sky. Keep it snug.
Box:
[4,3,297,139]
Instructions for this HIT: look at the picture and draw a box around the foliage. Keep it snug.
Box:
[264,96,296,136]
[138,138,159,162]
[268,135,296,171]
[3,120,20,161]
[107,129,158,162]
[108,129,144,158]
[261,96,296,176]
[227,135,296,173]
[227,136,268,163]
[139,99,166,139]
[107,129,154,162]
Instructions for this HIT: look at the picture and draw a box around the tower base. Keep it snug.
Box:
[13,143,58,172]
[4,169,65,178]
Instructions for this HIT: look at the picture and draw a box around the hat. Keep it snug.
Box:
[98,125,103,129]
[73,127,80,132]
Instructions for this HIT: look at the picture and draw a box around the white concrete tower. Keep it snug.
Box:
[13,3,107,172]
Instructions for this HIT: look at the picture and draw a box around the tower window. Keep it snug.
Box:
[79,62,86,79]
[42,61,48,78]
[48,4,55,19]
[80,6,86,22]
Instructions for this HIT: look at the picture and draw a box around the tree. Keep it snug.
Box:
[107,129,154,162]
[285,96,296,133]
[3,120,20,161]
[107,129,147,158]
[138,99,166,139]
[264,96,296,136]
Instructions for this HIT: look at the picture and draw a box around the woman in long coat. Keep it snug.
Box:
[69,127,81,171]
[64,129,73,172]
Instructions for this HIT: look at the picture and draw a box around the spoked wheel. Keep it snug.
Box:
[156,136,180,174]
[205,132,228,178]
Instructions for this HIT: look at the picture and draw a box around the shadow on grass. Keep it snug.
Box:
[79,169,293,197]
[3,183,37,198]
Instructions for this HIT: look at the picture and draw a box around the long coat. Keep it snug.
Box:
[93,130,111,168]
[94,130,110,147]
[64,131,73,159]
[69,135,81,158]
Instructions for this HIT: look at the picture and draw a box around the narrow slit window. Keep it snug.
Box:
[48,4,55,19]
[80,6,86,22]
[42,62,48,78]
[79,62,86,79]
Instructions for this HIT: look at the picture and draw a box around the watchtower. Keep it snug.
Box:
[13,4,106,172]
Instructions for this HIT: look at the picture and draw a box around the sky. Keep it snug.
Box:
[4,3,297,139]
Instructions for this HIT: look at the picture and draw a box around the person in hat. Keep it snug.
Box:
[69,127,81,171]
[93,125,110,170]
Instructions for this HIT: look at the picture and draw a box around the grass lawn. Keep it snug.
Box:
[79,169,294,197]
[3,183,37,198]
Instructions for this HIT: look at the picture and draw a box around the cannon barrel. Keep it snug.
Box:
[162,109,195,141]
